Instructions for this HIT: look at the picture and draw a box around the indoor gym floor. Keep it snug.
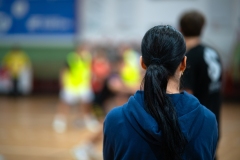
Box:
[0,95,239,160]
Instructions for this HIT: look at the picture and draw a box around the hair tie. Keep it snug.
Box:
[150,58,163,65]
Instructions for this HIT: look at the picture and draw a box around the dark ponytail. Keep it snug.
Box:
[141,25,187,160]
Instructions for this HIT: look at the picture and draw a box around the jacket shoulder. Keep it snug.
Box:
[104,105,125,130]
[105,106,123,121]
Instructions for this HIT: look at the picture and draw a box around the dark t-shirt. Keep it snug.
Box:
[181,44,222,122]
[93,73,119,107]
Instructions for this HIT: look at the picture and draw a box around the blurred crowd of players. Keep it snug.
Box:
[54,42,146,159]
[0,42,144,131]
[0,42,144,157]
[53,42,145,135]
[0,43,144,125]
[0,42,145,159]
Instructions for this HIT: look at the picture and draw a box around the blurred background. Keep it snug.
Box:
[0,0,239,160]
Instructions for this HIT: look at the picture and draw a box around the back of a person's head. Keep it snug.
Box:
[141,25,187,160]
[141,25,186,75]
[179,10,205,37]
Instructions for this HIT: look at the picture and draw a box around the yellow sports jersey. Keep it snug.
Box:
[121,49,141,87]
[2,50,30,78]
[62,51,92,92]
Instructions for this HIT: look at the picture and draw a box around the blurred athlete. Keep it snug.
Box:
[118,44,142,93]
[2,46,32,96]
[91,47,111,109]
[53,43,98,133]
[179,10,222,159]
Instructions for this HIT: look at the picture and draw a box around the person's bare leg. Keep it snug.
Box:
[53,100,70,133]
[78,102,100,132]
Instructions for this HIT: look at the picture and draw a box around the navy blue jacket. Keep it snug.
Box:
[103,91,218,160]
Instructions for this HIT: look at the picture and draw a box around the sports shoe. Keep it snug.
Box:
[72,143,102,160]
[52,115,67,133]
[83,116,100,133]
[72,144,91,160]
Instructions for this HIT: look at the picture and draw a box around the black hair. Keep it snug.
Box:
[179,10,205,37]
[141,25,187,160]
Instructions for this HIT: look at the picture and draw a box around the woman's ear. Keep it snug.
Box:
[180,56,187,72]
[140,56,147,70]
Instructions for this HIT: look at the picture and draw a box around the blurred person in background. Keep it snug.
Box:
[2,46,32,96]
[179,10,222,159]
[91,46,111,112]
[52,42,99,133]
[103,25,218,160]
[119,43,142,93]
[96,48,142,115]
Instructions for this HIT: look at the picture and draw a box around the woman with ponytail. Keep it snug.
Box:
[103,25,218,160]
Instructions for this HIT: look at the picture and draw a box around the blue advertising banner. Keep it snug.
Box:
[0,0,75,35]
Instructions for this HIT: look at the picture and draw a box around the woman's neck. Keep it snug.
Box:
[166,76,180,94]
